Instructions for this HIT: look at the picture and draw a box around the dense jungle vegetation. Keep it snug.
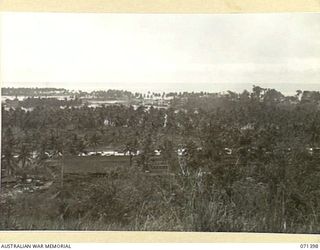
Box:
[1,86,319,232]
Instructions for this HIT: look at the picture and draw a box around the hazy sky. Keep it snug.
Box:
[1,12,320,94]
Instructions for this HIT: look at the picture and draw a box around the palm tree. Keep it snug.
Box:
[18,144,32,169]
[88,133,101,154]
[252,85,266,100]
[1,147,16,176]
[37,139,48,162]
[1,128,16,176]
[125,137,138,167]
[76,138,87,155]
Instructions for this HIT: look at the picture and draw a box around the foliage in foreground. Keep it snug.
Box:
[0,161,319,233]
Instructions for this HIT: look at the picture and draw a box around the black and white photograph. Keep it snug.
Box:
[0,12,319,233]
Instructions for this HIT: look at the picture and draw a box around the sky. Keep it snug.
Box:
[1,12,320,94]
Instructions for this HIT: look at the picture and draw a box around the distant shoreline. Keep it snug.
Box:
[2,84,320,97]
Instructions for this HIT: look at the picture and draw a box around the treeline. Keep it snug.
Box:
[2,87,68,96]
[2,87,213,100]
[90,90,135,100]
[18,97,82,108]
[2,87,137,100]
